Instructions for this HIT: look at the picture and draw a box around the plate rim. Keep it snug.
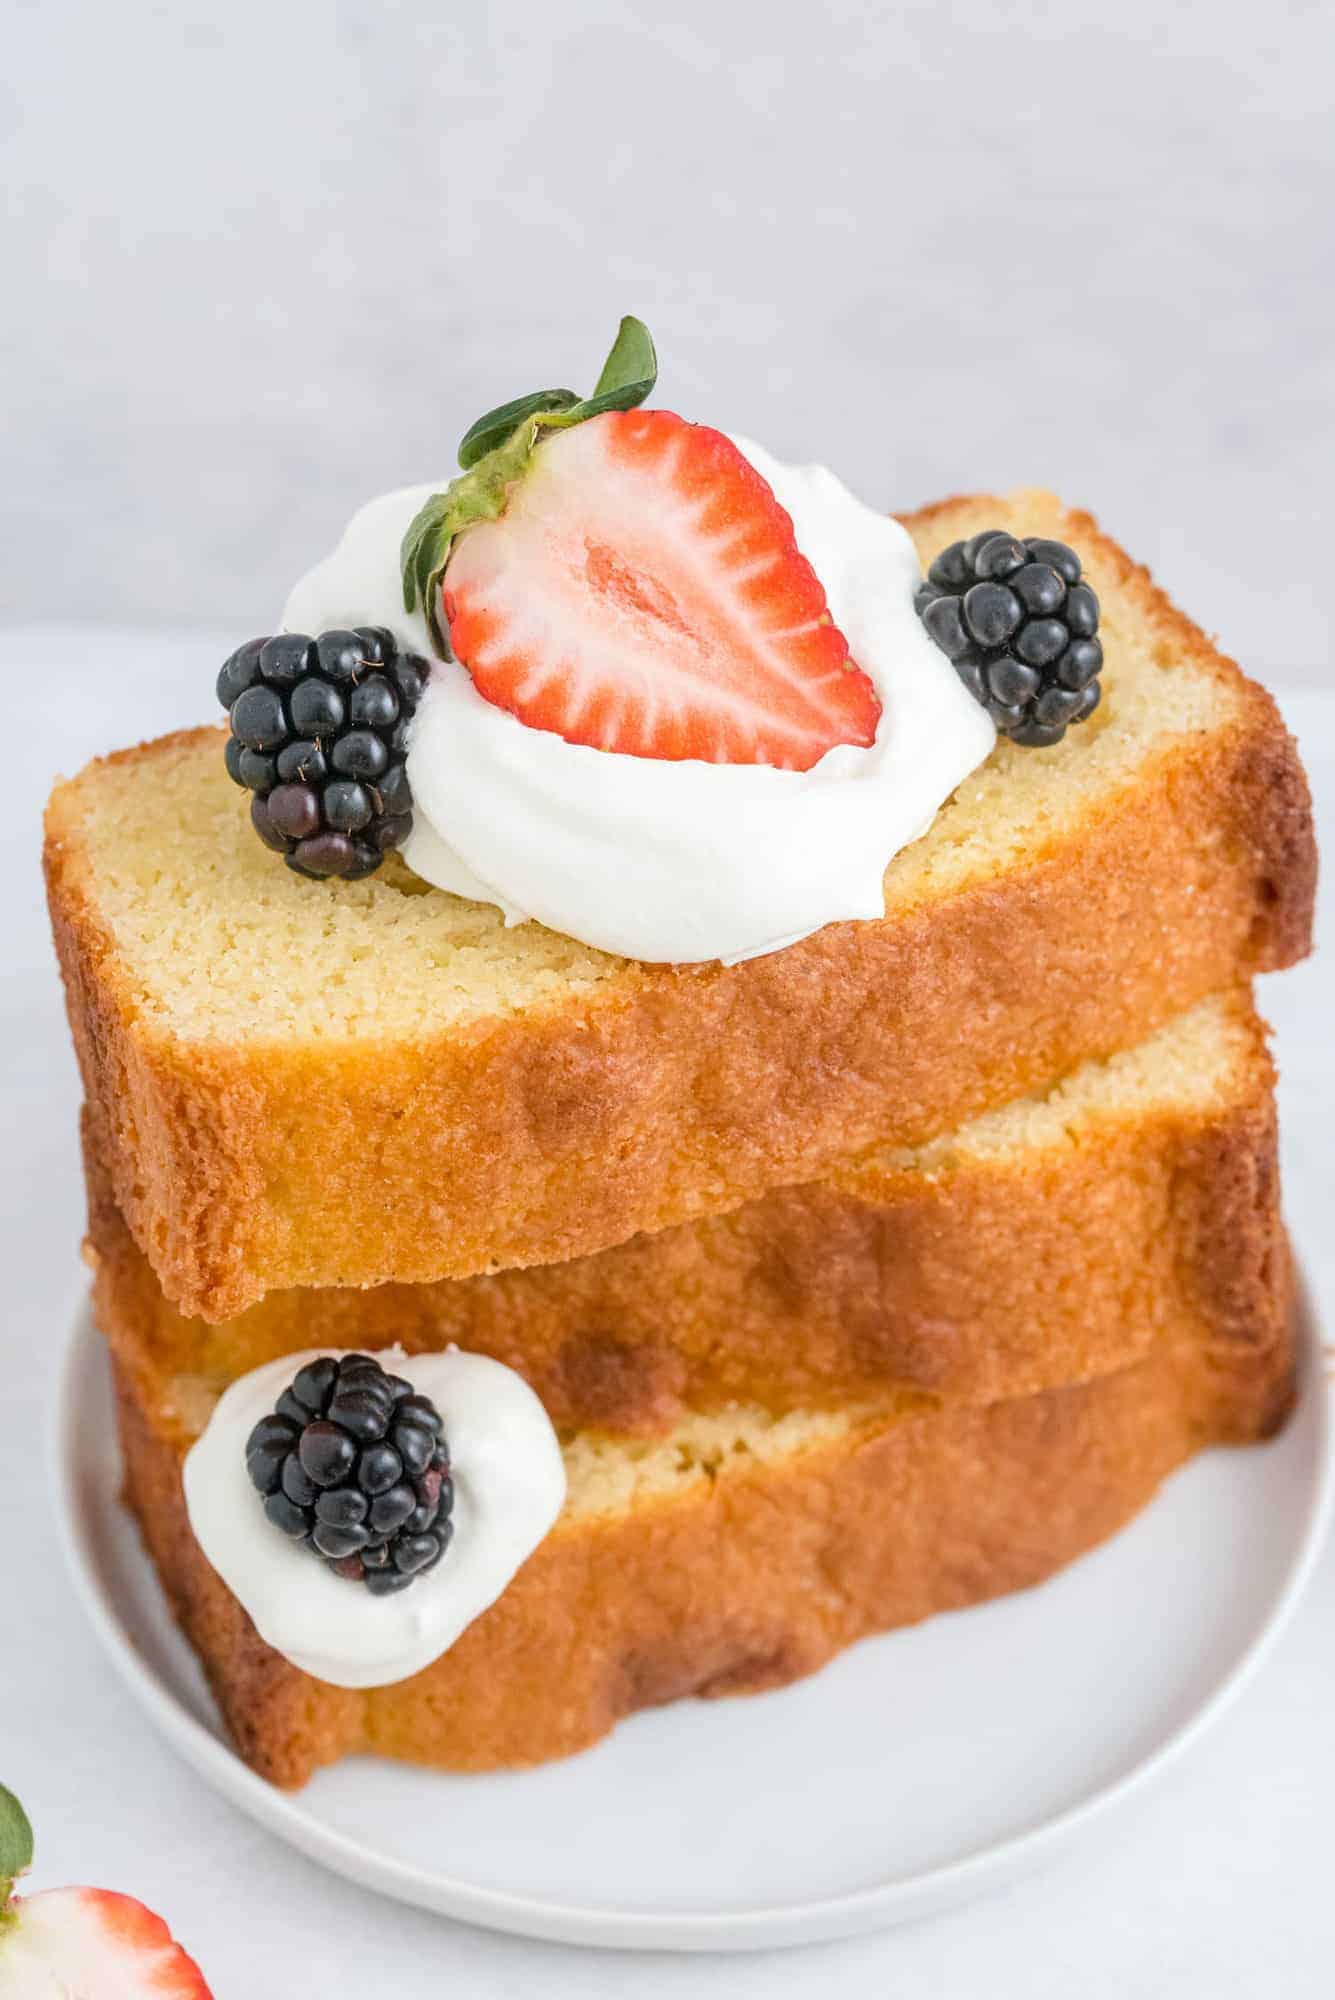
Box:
[54,1278,1333,1953]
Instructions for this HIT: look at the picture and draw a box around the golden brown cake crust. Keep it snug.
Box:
[113,1323,1296,1787]
[46,495,1316,1317]
[86,996,1289,1433]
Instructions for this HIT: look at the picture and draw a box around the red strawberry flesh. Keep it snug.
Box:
[3,1885,213,1996]
[443,410,882,771]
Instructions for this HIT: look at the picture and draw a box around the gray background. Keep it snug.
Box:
[3,0,1331,683]
[4,5,1335,1995]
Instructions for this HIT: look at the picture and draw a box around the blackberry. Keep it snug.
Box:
[915,533,1102,748]
[244,1353,453,1595]
[218,628,427,878]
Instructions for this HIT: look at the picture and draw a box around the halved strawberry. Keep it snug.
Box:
[442,409,882,770]
[0,1785,212,1997]
[2,1887,212,1996]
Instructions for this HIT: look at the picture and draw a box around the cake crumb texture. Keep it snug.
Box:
[88,993,1289,1432]
[47,492,1315,1315]
[113,1313,1296,1785]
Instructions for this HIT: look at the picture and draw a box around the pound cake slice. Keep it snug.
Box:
[89,993,1287,1433]
[46,493,1314,1318]
[112,1314,1296,1786]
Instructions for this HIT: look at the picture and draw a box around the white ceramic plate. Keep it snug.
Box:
[56,1288,1331,1953]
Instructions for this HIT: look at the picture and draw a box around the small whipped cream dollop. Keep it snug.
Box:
[282,437,995,964]
[183,1348,566,1688]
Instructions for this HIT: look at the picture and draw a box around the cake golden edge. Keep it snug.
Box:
[109,1310,1297,1787]
[86,992,1289,1436]
[45,492,1316,1316]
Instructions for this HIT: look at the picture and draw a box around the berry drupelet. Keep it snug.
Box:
[915,533,1103,748]
[219,627,426,878]
[245,1353,453,1594]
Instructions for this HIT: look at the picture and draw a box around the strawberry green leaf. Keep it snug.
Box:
[401,414,554,650]
[457,387,579,472]
[0,1784,33,1918]
[567,314,657,421]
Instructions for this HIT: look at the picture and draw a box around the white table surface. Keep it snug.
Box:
[3,627,1331,1996]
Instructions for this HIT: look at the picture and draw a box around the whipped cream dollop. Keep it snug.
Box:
[281,436,995,964]
[183,1348,566,1688]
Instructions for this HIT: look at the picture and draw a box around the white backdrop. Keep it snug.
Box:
[4,0,1331,682]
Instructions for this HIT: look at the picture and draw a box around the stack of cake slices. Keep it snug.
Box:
[46,493,1315,1788]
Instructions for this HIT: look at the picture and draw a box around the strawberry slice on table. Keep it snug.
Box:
[442,409,883,771]
[0,1784,212,1997]
[1,1889,212,1998]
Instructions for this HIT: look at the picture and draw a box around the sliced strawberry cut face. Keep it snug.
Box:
[442,410,882,771]
[4,1886,213,1997]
